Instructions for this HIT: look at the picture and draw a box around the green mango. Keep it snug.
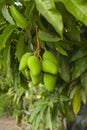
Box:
[42,60,58,74]
[19,52,32,71]
[27,56,41,76]
[30,71,42,85]
[43,51,58,65]
[43,73,57,91]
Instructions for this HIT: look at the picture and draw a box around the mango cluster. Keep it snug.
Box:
[19,51,59,91]
[19,52,42,86]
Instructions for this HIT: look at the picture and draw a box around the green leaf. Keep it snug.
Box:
[38,30,62,42]
[0,24,7,31]
[0,25,17,51]
[52,105,62,128]
[72,56,87,80]
[70,49,87,62]
[36,16,47,32]
[0,0,5,10]
[56,3,80,41]
[1,5,15,24]
[59,56,70,83]
[55,0,87,25]
[33,105,46,130]
[59,102,65,114]
[9,5,28,29]
[72,88,81,115]
[2,43,10,71]
[81,70,87,89]
[81,89,86,104]
[69,86,77,100]
[34,0,63,36]
[64,103,74,120]
[59,95,69,102]
[45,107,52,130]
[54,42,68,56]
[15,35,25,61]
[81,70,87,99]
[29,105,43,122]
[2,42,13,82]
[35,98,49,106]
[2,42,11,74]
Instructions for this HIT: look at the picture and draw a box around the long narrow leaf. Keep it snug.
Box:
[38,30,61,42]
[59,56,70,83]
[55,0,87,25]
[29,105,43,122]
[72,88,81,115]
[0,25,17,50]
[16,35,25,61]
[45,107,52,130]
[33,105,46,130]
[72,56,87,80]
[81,70,87,93]
[54,42,68,56]
[1,5,15,24]
[35,0,63,36]
[70,49,87,62]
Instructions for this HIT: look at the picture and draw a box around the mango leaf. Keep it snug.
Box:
[69,86,77,100]
[29,105,43,122]
[64,103,74,120]
[59,95,69,102]
[70,49,87,62]
[0,0,5,10]
[1,5,15,24]
[55,40,71,51]
[34,98,49,105]
[54,42,68,56]
[52,106,62,128]
[0,12,6,29]
[81,70,87,99]
[81,89,86,104]
[15,35,25,61]
[56,3,80,41]
[72,88,81,115]
[34,0,63,36]
[81,70,87,89]
[9,5,28,29]
[33,105,46,130]
[38,30,62,42]
[2,42,10,71]
[55,0,87,25]
[36,16,47,32]
[3,42,13,83]
[0,24,7,31]
[59,56,70,83]
[58,102,65,114]
[45,107,52,130]
[72,56,87,80]
[0,25,17,51]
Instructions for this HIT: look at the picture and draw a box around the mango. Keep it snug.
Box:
[19,52,32,71]
[30,71,42,85]
[43,73,57,91]
[27,56,41,76]
[43,51,58,65]
[42,60,58,74]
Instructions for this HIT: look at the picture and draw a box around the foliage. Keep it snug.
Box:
[0,93,20,117]
[0,0,87,130]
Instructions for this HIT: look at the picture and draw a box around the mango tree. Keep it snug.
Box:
[0,0,87,129]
